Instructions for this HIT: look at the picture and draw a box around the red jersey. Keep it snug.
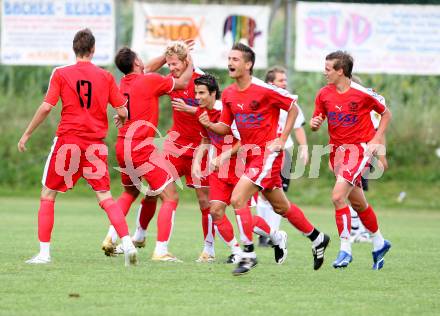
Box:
[196,101,241,181]
[313,82,387,146]
[167,68,206,148]
[219,77,295,148]
[118,73,174,140]
[44,61,126,140]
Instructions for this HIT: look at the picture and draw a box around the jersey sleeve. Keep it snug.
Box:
[313,89,327,119]
[108,73,127,108]
[266,87,296,112]
[366,90,387,114]
[44,69,62,106]
[149,73,175,96]
[219,91,234,127]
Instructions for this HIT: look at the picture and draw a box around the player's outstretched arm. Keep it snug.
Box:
[144,54,166,73]
[18,102,53,152]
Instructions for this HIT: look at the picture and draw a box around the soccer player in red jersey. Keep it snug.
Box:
[17,29,137,266]
[199,43,330,275]
[310,51,392,270]
[134,42,215,261]
[257,66,309,247]
[193,74,289,265]
[100,47,194,261]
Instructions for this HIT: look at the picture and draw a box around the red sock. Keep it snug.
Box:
[357,205,379,233]
[116,192,136,216]
[38,198,55,242]
[235,206,254,245]
[201,207,215,240]
[99,198,129,238]
[157,200,177,242]
[283,203,314,234]
[213,215,235,243]
[138,198,157,230]
[252,215,271,237]
[335,206,351,238]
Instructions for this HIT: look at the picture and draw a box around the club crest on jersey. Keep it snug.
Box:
[250,100,260,111]
[349,102,358,112]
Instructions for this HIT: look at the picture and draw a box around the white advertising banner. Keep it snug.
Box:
[295,2,440,75]
[1,0,115,65]
[131,2,269,69]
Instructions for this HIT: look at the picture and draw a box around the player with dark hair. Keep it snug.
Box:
[199,43,330,275]
[18,29,138,266]
[311,50,392,269]
[101,46,193,259]
[129,41,215,262]
[193,74,288,265]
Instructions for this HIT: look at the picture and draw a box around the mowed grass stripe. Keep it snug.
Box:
[0,197,439,316]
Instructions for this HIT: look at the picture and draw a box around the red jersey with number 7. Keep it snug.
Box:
[44,61,126,140]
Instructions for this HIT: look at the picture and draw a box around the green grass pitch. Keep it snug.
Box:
[1,196,439,316]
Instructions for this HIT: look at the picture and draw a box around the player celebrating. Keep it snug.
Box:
[132,42,215,262]
[257,66,309,247]
[101,46,194,260]
[199,43,330,275]
[17,29,137,266]
[193,74,288,265]
[310,51,392,270]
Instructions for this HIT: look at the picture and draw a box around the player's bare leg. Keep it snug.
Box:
[152,182,181,262]
[26,187,57,264]
[96,191,137,267]
[209,201,242,263]
[263,188,330,269]
[195,187,216,262]
[102,186,140,256]
[348,186,391,270]
[230,177,260,275]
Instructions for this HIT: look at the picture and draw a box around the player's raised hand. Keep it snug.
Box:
[310,113,324,131]
[184,39,195,52]
[198,111,211,128]
[17,134,29,152]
